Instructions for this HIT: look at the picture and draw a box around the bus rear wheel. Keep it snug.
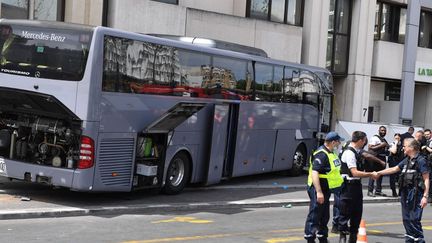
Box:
[288,146,306,176]
[162,152,190,195]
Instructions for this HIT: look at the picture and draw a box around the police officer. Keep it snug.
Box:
[338,131,378,243]
[331,138,385,233]
[376,138,430,243]
[304,132,344,243]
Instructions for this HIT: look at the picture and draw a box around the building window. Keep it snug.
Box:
[419,11,432,48]
[1,0,64,21]
[247,0,303,26]
[151,0,178,4]
[1,0,29,19]
[326,0,352,77]
[374,2,406,44]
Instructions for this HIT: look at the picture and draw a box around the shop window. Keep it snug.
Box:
[326,0,352,77]
[374,2,406,44]
[247,0,303,26]
[151,0,178,4]
[1,0,64,21]
[419,11,432,49]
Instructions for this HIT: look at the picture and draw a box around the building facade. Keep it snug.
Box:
[2,0,432,128]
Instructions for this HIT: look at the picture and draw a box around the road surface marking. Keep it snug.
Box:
[265,237,304,243]
[151,217,213,224]
[123,220,432,243]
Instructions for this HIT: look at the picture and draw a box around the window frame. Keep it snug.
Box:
[418,9,432,48]
[0,0,65,21]
[327,0,352,77]
[246,0,304,27]
[374,1,407,44]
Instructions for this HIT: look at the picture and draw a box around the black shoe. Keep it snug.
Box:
[307,239,315,243]
[348,234,357,243]
[392,189,398,197]
[331,225,340,234]
[367,191,375,197]
[339,233,347,243]
[375,191,386,197]
[318,238,328,243]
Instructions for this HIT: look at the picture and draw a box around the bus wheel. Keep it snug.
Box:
[162,152,190,195]
[288,146,306,176]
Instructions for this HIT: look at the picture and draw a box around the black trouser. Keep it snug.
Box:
[304,186,331,241]
[368,176,383,193]
[388,158,400,191]
[338,180,363,242]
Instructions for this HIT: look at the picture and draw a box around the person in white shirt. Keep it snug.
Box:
[338,131,378,243]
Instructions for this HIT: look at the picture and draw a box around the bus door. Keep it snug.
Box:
[134,102,206,189]
[204,103,230,185]
[222,102,240,178]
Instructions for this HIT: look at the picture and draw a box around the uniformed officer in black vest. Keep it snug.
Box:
[338,131,378,243]
[376,138,430,243]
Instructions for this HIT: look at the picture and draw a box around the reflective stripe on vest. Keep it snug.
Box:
[307,148,343,189]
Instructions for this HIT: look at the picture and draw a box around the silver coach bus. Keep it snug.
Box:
[0,19,333,194]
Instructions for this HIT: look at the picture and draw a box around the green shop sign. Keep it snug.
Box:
[415,62,432,83]
[417,67,432,76]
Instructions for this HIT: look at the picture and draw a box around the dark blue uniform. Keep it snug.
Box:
[397,154,430,243]
[304,146,332,243]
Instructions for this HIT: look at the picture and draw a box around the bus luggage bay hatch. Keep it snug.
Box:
[0,19,333,194]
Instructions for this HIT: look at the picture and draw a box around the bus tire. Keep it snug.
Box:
[288,146,306,176]
[162,152,190,195]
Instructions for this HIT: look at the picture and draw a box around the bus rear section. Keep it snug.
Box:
[0,20,95,190]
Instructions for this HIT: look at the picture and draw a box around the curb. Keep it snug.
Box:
[0,197,401,220]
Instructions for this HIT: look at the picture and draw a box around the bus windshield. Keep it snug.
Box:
[0,23,92,81]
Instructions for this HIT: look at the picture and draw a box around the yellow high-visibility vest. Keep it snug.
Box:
[307,147,343,189]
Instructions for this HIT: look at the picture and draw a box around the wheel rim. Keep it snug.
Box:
[293,150,304,169]
[168,157,185,187]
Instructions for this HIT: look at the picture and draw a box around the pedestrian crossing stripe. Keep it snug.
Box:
[423,226,432,230]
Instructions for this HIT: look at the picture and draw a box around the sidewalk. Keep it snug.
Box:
[0,174,400,220]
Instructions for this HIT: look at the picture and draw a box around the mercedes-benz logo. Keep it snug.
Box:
[35,71,40,78]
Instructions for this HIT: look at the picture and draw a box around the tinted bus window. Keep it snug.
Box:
[300,70,319,107]
[178,50,211,97]
[284,66,301,103]
[212,56,252,100]
[103,36,180,94]
[0,24,92,81]
[273,65,284,102]
[254,63,272,102]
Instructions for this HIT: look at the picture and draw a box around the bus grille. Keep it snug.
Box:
[98,138,134,187]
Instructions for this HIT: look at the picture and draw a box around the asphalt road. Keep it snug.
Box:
[0,202,431,243]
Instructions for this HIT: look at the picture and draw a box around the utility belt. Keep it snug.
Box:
[343,178,361,185]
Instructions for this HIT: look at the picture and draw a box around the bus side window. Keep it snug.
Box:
[254,63,273,102]
[178,50,211,98]
[273,65,284,102]
[284,66,301,103]
[212,56,249,100]
[299,70,319,107]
